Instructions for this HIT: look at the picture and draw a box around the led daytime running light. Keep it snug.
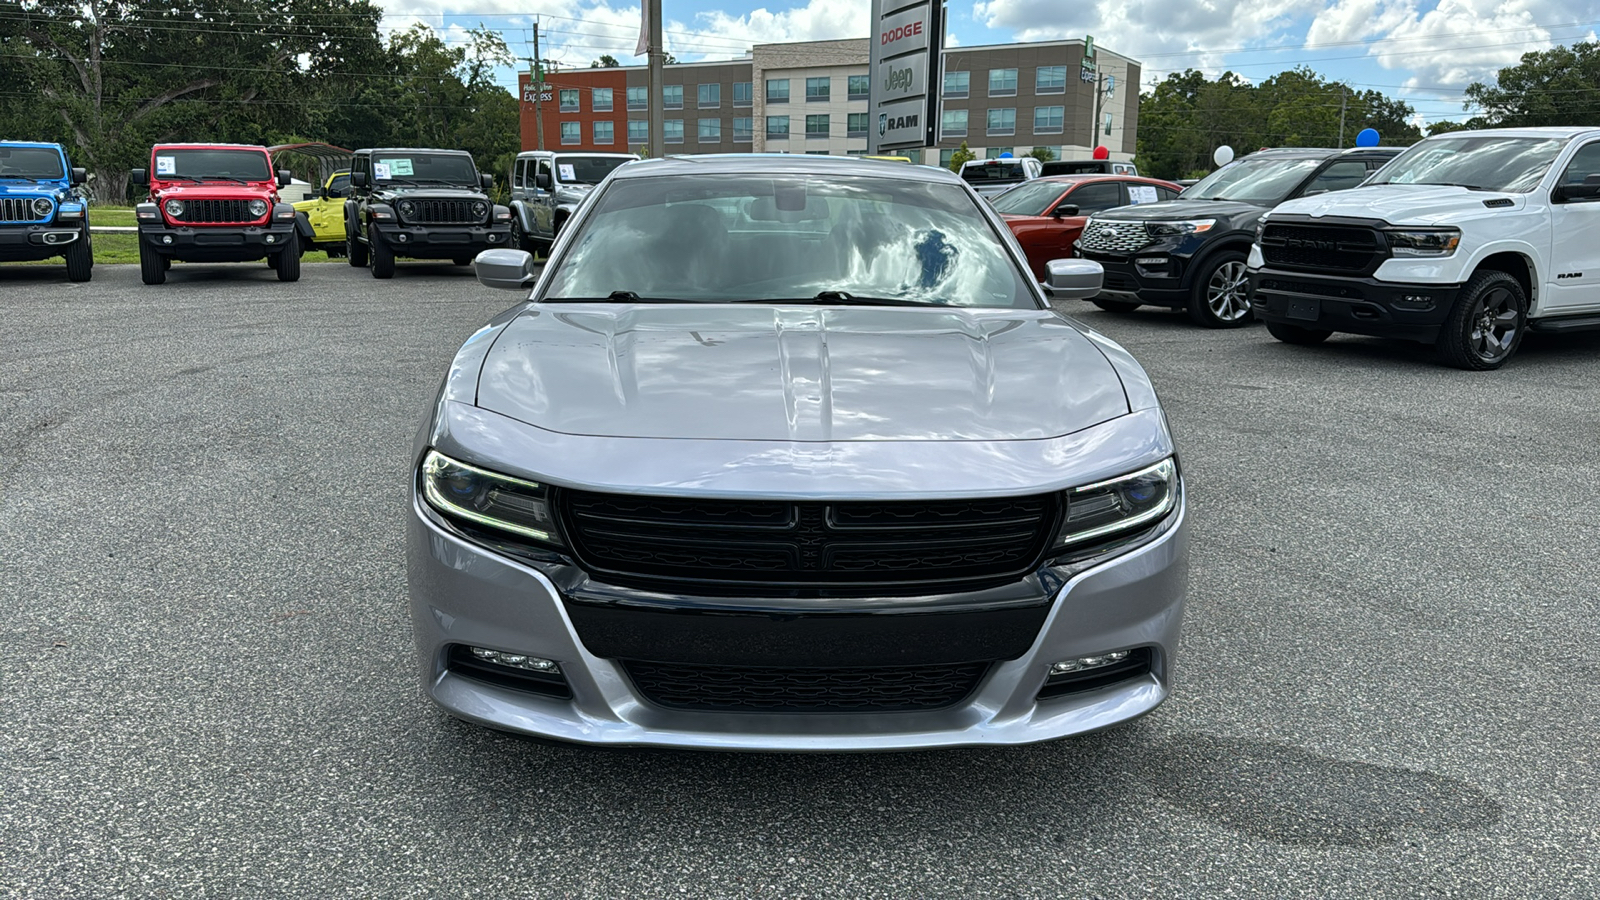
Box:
[1056,458,1177,549]
[421,450,563,546]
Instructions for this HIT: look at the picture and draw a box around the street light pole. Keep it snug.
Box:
[647,0,664,159]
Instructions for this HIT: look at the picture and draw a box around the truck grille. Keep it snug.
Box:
[624,660,989,712]
[173,199,258,224]
[1259,223,1386,274]
[1078,220,1151,253]
[402,199,482,225]
[0,197,50,223]
[557,490,1060,596]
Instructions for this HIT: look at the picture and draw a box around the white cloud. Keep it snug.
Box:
[691,0,870,51]
[1306,0,1570,89]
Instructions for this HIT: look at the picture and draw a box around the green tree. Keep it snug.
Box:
[1463,41,1600,126]
[1026,146,1056,161]
[947,141,976,171]
[591,55,621,68]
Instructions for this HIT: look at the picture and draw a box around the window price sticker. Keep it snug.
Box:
[156,156,176,175]
[1128,186,1158,205]
[373,162,390,180]
[558,164,576,181]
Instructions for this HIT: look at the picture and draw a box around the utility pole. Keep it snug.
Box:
[646,0,664,158]
[533,24,545,151]
[1091,69,1104,148]
[1337,86,1347,148]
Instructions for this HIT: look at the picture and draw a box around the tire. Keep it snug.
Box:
[509,215,531,253]
[139,239,165,285]
[347,224,368,267]
[369,232,395,279]
[64,225,92,282]
[453,256,473,267]
[266,252,279,269]
[275,239,301,282]
[1091,298,1141,313]
[1186,251,1253,328]
[1435,270,1526,371]
[1266,321,1333,345]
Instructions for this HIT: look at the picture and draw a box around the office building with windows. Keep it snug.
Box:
[518,38,1139,166]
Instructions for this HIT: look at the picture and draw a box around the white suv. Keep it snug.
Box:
[1249,127,1600,369]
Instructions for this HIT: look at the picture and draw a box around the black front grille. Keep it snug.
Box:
[402,199,482,225]
[174,199,257,224]
[1257,278,1364,299]
[557,490,1060,595]
[0,196,49,223]
[1260,223,1384,273]
[624,660,989,712]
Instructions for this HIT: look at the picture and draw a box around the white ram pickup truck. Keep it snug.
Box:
[1248,126,1600,369]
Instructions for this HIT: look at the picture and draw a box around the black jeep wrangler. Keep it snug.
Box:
[343,148,512,278]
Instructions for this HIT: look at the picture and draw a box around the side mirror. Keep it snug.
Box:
[1555,173,1600,201]
[277,168,291,188]
[480,173,494,191]
[71,167,87,186]
[474,248,538,291]
[535,172,552,191]
[1052,204,1079,218]
[351,171,368,188]
[130,168,148,186]
[1042,259,1103,301]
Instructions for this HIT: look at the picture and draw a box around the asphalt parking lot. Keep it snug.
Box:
[3,260,1598,898]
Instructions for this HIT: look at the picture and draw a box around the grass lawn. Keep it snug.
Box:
[6,206,335,265]
[89,205,138,228]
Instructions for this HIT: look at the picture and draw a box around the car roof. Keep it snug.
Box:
[612,153,962,185]
[151,143,270,151]
[0,141,65,150]
[356,147,475,155]
[1031,174,1180,186]
[516,150,640,159]
[1426,126,1600,140]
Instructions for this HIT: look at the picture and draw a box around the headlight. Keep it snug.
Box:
[420,450,564,548]
[1385,228,1461,257]
[397,200,416,219]
[1054,458,1178,550]
[163,199,184,217]
[1146,219,1215,237]
[32,197,53,217]
[247,199,268,217]
[472,200,489,218]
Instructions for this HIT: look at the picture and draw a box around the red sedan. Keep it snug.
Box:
[992,175,1184,280]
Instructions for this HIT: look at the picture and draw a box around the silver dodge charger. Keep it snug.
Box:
[406,155,1188,750]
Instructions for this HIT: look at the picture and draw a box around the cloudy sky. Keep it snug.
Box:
[382,0,1600,124]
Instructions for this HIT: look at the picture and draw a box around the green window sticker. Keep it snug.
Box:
[378,158,414,176]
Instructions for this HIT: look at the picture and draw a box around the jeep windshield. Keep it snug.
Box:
[554,155,633,185]
[1366,135,1566,193]
[372,153,477,186]
[541,174,1036,308]
[155,149,270,181]
[0,147,65,180]
[961,163,1030,184]
[1183,157,1324,204]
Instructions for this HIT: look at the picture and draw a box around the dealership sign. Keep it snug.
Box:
[868,0,943,152]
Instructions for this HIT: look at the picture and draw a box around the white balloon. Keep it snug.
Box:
[1213,145,1235,167]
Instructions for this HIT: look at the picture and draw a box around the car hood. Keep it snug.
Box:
[0,181,66,197]
[154,183,276,201]
[374,186,486,199]
[476,304,1130,442]
[1094,198,1265,222]
[1272,183,1521,225]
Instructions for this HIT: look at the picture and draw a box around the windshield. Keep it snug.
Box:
[372,153,477,185]
[1042,162,1105,176]
[154,148,271,181]
[1367,136,1567,193]
[542,174,1036,308]
[962,163,1029,182]
[990,180,1071,216]
[1183,157,1324,204]
[0,147,66,180]
[555,155,634,185]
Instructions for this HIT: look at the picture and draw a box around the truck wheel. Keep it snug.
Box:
[509,216,531,253]
[1265,321,1332,345]
[370,233,395,279]
[1186,251,1253,328]
[139,239,166,285]
[1436,270,1525,371]
[65,225,92,282]
[1091,298,1141,313]
[275,242,301,282]
[347,229,368,267]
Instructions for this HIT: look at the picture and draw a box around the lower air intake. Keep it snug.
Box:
[624,661,990,712]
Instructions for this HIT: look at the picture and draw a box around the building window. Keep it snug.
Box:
[593,121,614,144]
[663,85,683,109]
[560,121,581,145]
[987,107,1016,136]
[806,77,830,102]
[943,71,969,98]
[847,149,865,156]
[767,79,790,103]
[592,88,613,112]
[766,115,790,139]
[847,75,870,101]
[806,114,829,137]
[1036,66,1067,94]
[1034,106,1065,133]
[733,116,753,142]
[665,119,684,143]
[559,89,580,113]
[698,118,722,141]
[806,150,830,155]
[940,109,968,138]
[698,83,721,108]
[734,82,753,107]
[1103,112,1114,134]
[628,119,647,143]
[986,146,1013,159]
[846,113,869,138]
[939,148,955,169]
[988,68,1018,97]
[627,86,647,110]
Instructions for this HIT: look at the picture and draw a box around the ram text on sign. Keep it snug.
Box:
[876,96,926,147]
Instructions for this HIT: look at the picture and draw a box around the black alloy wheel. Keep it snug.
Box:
[509,215,530,253]
[1437,270,1526,371]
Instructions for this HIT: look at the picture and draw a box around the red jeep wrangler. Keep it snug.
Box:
[131,143,301,285]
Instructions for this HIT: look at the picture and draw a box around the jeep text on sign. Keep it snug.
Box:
[877,56,927,103]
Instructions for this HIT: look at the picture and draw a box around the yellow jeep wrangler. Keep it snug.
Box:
[293,170,351,256]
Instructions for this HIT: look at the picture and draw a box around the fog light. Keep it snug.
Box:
[488,234,502,242]
[1051,650,1129,674]
[264,234,277,244]
[1135,257,1165,266]
[395,233,408,242]
[466,646,560,673]
[162,235,173,244]
[1395,294,1435,310]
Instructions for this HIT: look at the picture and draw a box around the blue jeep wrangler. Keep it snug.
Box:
[0,141,93,281]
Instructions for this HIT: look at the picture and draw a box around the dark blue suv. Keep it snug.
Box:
[0,141,93,281]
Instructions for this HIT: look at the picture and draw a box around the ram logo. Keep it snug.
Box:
[1557,272,1583,279]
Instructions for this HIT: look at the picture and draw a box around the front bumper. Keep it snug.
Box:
[406,490,1188,751]
[1077,249,1189,308]
[0,224,83,261]
[1249,266,1460,342]
[140,222,296,262]
[372,222,510,259]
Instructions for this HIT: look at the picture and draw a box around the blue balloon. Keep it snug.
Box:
[999,151,1013,158]
[1356,128,1380,147]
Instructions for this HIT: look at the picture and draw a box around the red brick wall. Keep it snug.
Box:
[519,69,629,152]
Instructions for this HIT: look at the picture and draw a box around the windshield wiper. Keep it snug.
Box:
[543,291,689,303]
[197,176,252,184]
[740,291,930,307]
